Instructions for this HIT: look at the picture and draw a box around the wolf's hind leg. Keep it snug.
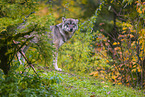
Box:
[17,52,23,64]
[17,52,26,64]
[17,45,29,64]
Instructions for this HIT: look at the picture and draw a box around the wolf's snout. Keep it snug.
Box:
[70,28,73,32]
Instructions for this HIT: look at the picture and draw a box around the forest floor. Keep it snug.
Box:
[45,70,145,97]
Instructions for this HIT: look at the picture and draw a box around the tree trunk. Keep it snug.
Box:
[0,44,10,75]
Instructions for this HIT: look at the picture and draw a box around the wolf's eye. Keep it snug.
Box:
[66,23,69,27]
[73,24,76,27]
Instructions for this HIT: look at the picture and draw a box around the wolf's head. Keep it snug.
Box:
[62,17,78,33]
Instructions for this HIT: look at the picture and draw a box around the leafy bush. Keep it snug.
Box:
[0,0,55,74]
[0,64,63,97]
[18,14,55,66]
[91,0,145,88]
[57,3,110,75]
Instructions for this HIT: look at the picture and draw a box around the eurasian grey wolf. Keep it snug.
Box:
[18,17,78,71]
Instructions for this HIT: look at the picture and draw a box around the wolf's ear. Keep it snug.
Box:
[76,19,79,23]
[62,17,66,22]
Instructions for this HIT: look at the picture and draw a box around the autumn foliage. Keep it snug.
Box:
[0,0,144,89]
[89,0,145,88]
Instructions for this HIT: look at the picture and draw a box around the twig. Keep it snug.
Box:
[13,40,40,78]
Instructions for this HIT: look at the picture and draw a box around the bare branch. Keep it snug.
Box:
[13,40,40,78]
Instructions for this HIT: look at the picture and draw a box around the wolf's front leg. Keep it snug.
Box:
[53,52,62,71]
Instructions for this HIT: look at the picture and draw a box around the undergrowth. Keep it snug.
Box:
[0,64,62,97]
[0,62,144,97]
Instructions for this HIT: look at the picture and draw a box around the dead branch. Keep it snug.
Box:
[13,40,40,78]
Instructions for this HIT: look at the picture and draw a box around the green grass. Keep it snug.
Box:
[45,71,145,97]
[1,64,144,97]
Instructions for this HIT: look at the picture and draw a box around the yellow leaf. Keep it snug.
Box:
[113,42,120,45]
[130,29,136,32]
[114,47,120,50]
[131,69,136,72]
[89,71,98,77]
[89,72,95,75]
[121,39,124,41]
[129,34,134,38]
[112,75,117,79]
[137,8,142,14]
[113,42,117,45]
[118,77,122,80]
[106,60,109,63]
[119,35,124,37]
[126,83,130,86]
[100,71,105,73]
[123,27,127,30]
[122,31,126,33]
[117,83,122,85]
[93,72,98,77]
[104,85,109,87]
[138,68,141,72]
